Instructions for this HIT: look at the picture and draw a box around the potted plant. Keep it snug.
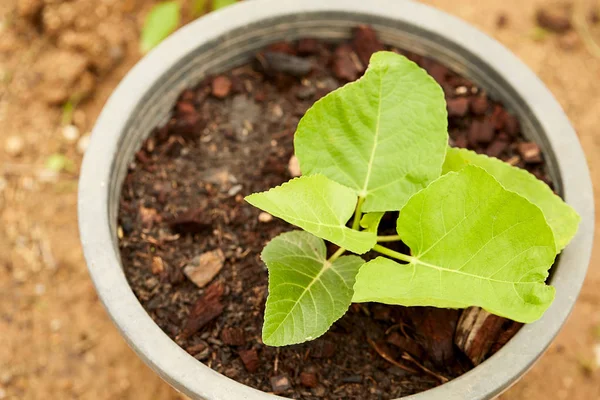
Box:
[78,1,594,399]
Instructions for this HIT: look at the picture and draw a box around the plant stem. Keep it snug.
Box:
[328,247,346,263]
[372,244,414,263]
[351,196,365,230]
[377,235,402,242]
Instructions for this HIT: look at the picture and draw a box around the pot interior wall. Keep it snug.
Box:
[109,11,562,265]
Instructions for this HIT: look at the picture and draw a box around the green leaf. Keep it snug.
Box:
[294,51,448,212]
[443,147,580,252]
[353,166,557,323]
[262,231,364,346]
[212,0,236,10]
[246,175,376,254]
[140,1,181,54]
[360,212,384,234]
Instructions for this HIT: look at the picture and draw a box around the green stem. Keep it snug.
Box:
[377,235,402,242]
[351,196,365,230]
[372,244,414,263]
[327,247,346,263]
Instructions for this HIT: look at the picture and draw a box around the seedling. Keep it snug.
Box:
[245,52,580,347]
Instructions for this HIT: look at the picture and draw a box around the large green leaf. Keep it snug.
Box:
[443,147,580,252]
[294,51,448,212]
[262,231,364,346]
[353,166,557,323]
[245,175,376,254]
[140,2,180,54]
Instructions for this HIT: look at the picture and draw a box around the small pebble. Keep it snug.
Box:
[4,136,24,157]
[212,76,232,99]
[228,184,243,196]
[34,283,46,296]
[77,133,91,154]
[270,375,291,394]
[62,124,80,142]
[50,319,62,332]
[288,155,301,177]
[258,212,273,223]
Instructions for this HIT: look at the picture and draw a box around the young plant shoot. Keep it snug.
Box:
[245,51,580,347]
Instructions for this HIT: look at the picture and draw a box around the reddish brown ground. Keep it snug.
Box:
[0,0,598,399]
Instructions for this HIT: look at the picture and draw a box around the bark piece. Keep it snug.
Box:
[333,45,360,81]
[455,307,507,365]
[489,321,524,355]
[518,142,542,163]
[239,349,260,373]
[311,339,336,359]
[297,38,320,55]
[221,327,246,346]
[180,282,224,339]
[300,372,318,388]
[485,139,509,158]
[183,249,225,288]
[352,25,385,66]
[470,95,489,116]
[447,97,470,117]
[405,307,460,367]
[468,119,495,146]
[168,206,212,234]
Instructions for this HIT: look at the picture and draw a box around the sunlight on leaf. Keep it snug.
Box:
[245,175,376,254]
[295,51,448,212]
[353,166,556,323]
[140,1,180,54]
[443,147,580,252]
[262,231,364,346]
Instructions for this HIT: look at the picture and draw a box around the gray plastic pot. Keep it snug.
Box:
[78,0,594,399]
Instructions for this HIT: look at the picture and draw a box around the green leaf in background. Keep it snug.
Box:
[353,166,557,323]
[45,154,75,173]
[140,1,181,54]
[212,0,236,10]
[294,51,448,213]
[245,175,376,254]
[443,147,580,252]
[262,231,365,346]
[360,212,384,234]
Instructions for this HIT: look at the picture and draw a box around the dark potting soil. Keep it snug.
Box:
[118,27,552,399]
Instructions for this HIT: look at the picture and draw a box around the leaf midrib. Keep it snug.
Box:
[265,258,337,342]
[411,245,549,285]
[360,68,384,197]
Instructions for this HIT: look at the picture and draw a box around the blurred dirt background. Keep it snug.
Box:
[0,0,598,399]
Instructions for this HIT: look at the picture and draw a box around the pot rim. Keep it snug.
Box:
[78,0,594,399]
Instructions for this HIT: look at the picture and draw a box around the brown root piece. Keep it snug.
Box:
[179,281,225,340]
[367,338,417,374]
[455,307,507,366]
